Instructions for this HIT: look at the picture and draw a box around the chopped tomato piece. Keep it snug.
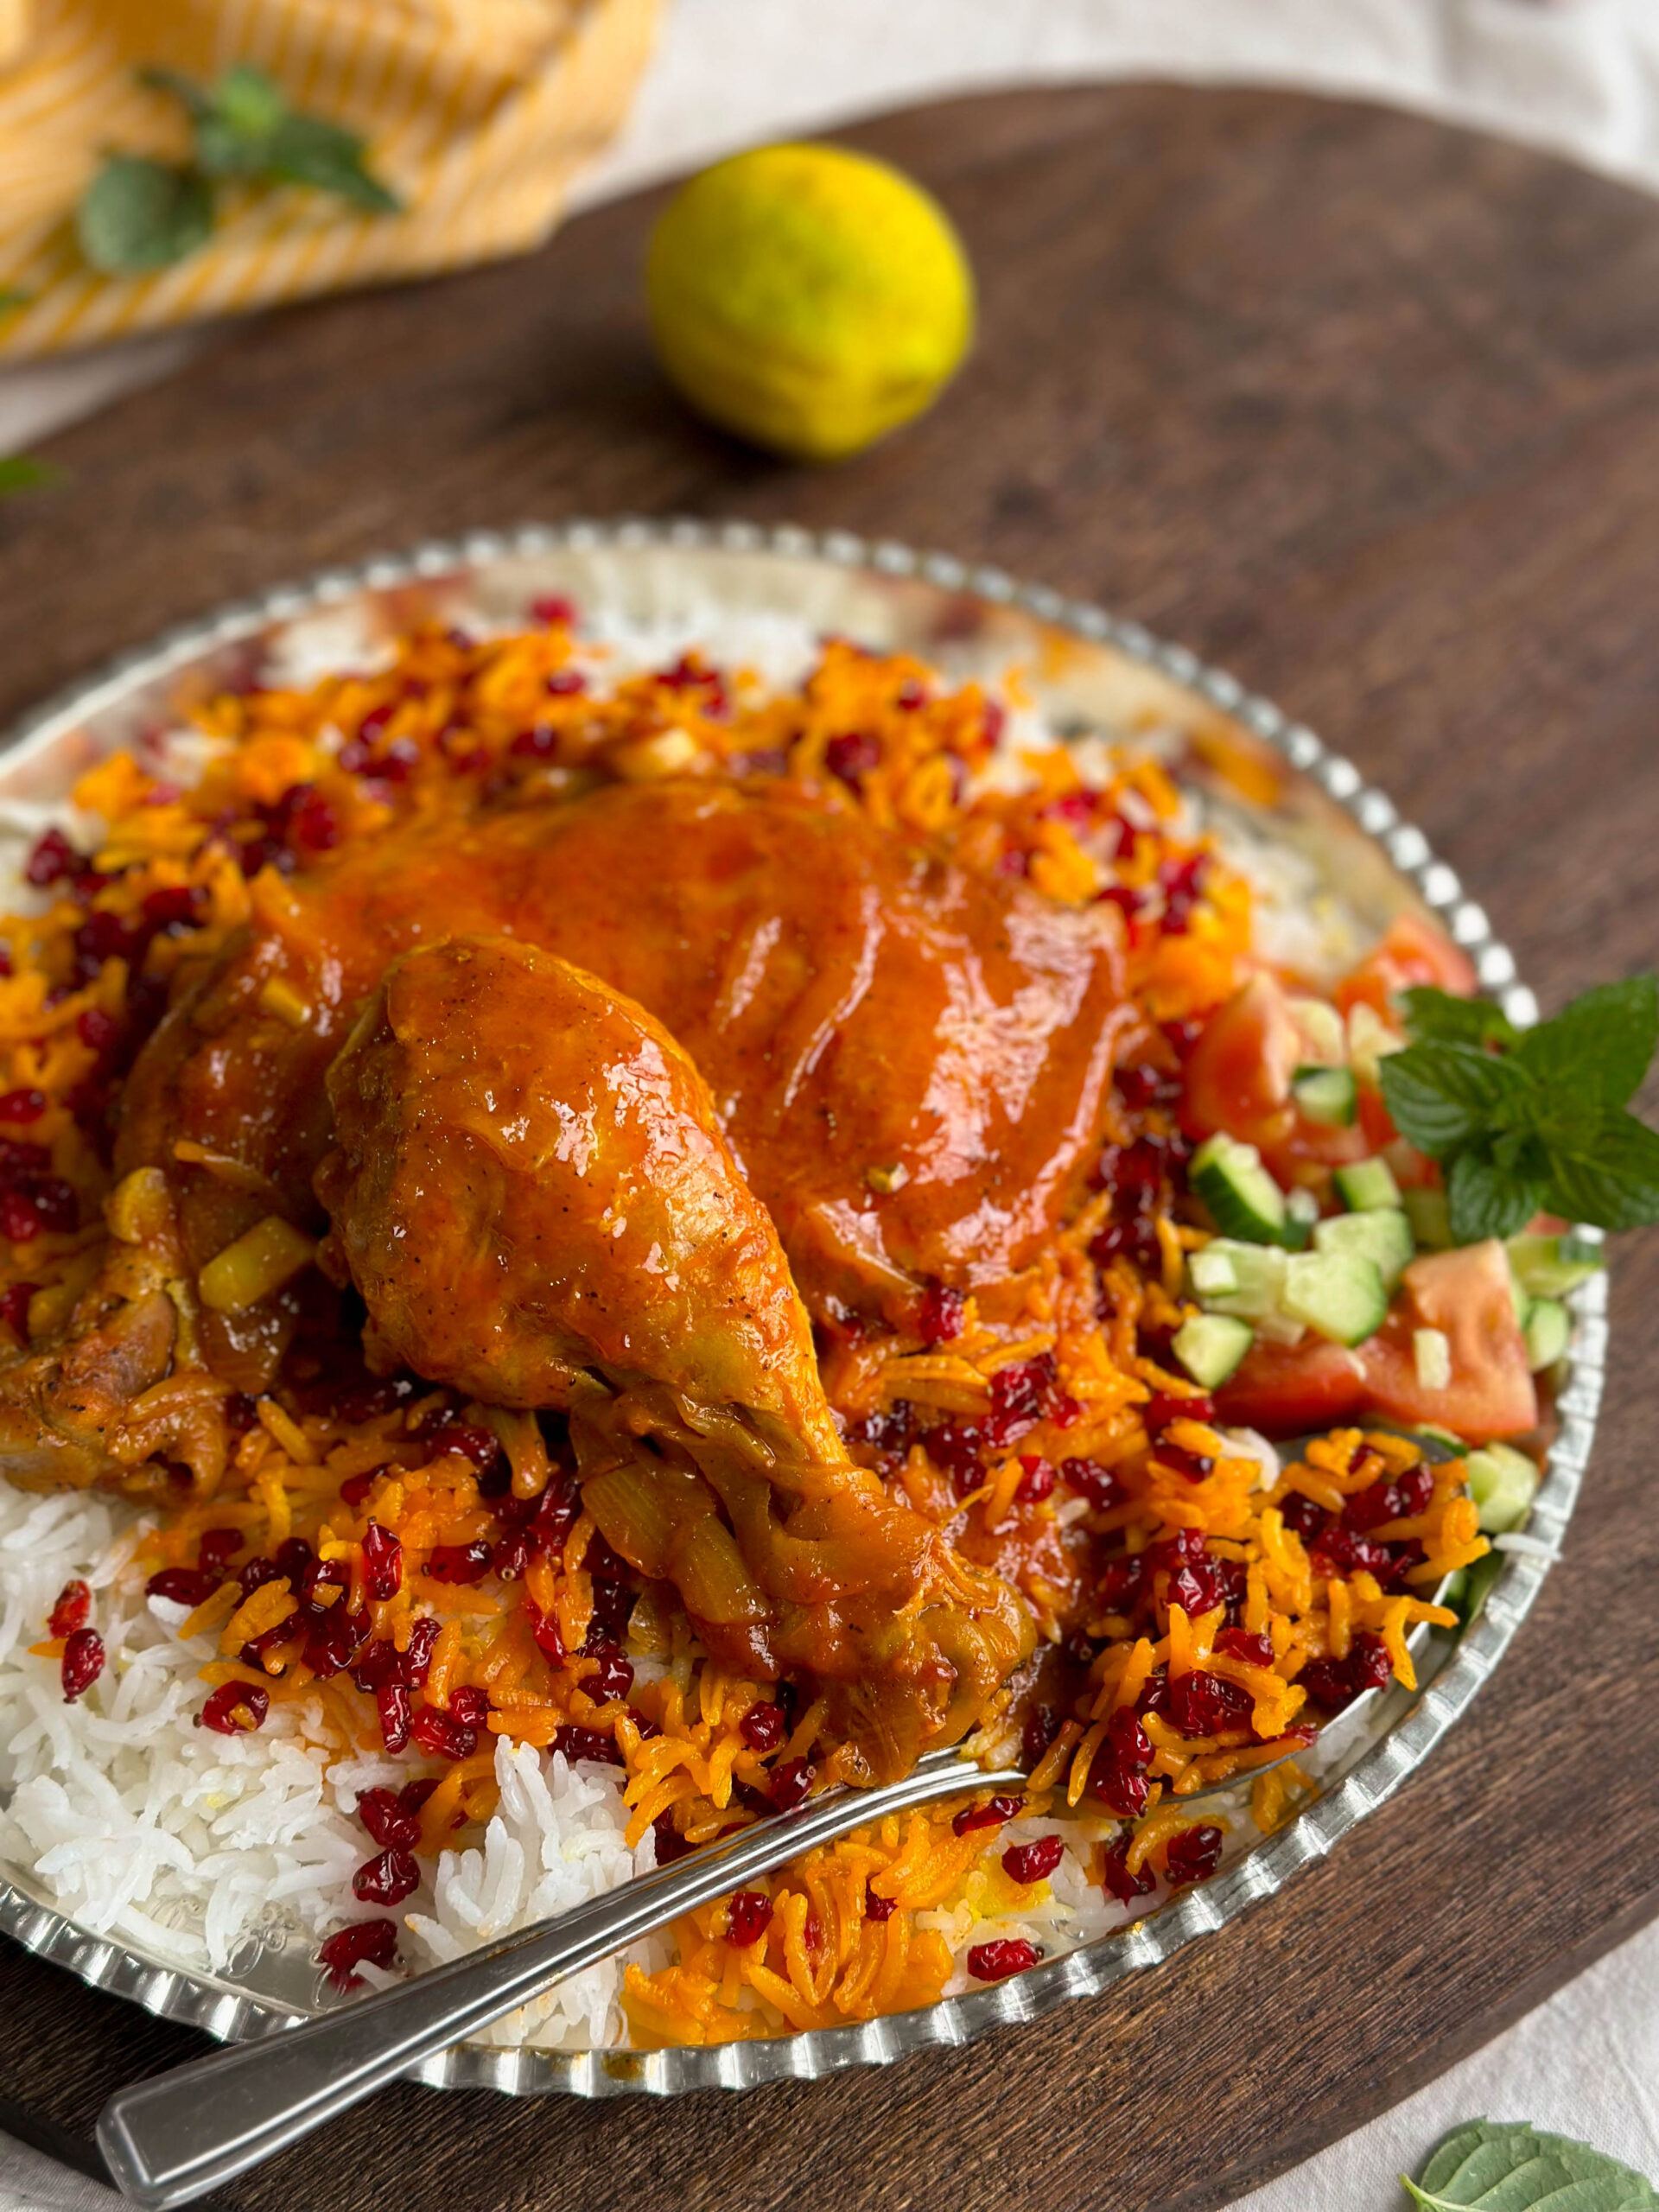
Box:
[1217,1240,1536,1441]
[1181,972,1370,1176]
[1335,913,1477,1020]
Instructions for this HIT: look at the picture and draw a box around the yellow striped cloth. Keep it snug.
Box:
[0,0,658,359]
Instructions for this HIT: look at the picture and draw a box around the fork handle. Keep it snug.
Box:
[97,1752,1020,2209]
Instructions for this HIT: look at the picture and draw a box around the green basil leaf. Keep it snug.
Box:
[1401,988,1521,1051]
[1380,1043,1532,1159]
[77,156,214,273]
[1540,1109,1659,1231]
[1447,1148,1542,1243]
[0,288,30,315]
[1515,975,1659,1109]
[1405,2119,1659,2209]
[263,111,401,212]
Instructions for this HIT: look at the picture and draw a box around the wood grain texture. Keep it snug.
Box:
[2,81,1659,2212]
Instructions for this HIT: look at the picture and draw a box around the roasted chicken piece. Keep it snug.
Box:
[118,777,1137,1394]
[316,935,1034,1780]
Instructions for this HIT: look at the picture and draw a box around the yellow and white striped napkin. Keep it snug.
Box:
[0,0,658,359]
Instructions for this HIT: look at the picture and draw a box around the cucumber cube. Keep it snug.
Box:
[1188,1239,1288,1319]
[1190,1133,1288,1244]
[1332,1156,1402,1212]
[1523,1296,1570,1371]
[1313,1206,1414,1292]
[1506,1232,1604,1299]
[1172,1313,1254,1389]
[1281,1251,1389,1346]
[1464,1441,1540,1534]
[1291,1065,1357,1128]
[1402,1186,1451,1249]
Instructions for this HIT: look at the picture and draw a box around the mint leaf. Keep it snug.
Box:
[136,64,213,124]
[1539,1109,1659,1232]
[1515,975,1659,1109]
[81,60,398,274]
[1447,1148,1542,1243]
[1380,1043,1530,1159]
[0,457,57,496]
[1402,987,1521,1052]
[77,155,214,272]
[216,63,289,142]
[194,66,291,178]
[264,111,401,212]
[1404,2118,1659,2209]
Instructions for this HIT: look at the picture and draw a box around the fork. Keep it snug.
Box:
[94,1597,1438,2207]
[95,1745,1026,2210]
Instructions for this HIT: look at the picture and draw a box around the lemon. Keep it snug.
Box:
[645,143,976,464]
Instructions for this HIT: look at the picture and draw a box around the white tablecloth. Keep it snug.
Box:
[3,3,1658,2204]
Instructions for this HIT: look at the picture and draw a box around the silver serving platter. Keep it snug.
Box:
[0,521,1604,2100]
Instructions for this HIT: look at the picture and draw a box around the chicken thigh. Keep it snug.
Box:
[316,935,1034,1779]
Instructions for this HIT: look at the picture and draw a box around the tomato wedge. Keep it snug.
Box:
[1181,971,1369,1176]
[1334,913,1477,1020]
[1216,1240,1537,1441]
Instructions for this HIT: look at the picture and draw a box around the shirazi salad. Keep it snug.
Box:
[1177,956,1659,1572]
[0,598,1653,2055]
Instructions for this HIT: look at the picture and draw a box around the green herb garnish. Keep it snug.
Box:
[76,62,399,276]
[0,456,56,497]
[1405,2118,1659,2209]
[1380,975,1659,1243]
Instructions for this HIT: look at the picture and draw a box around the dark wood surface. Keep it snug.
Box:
[1,79,1657,2212]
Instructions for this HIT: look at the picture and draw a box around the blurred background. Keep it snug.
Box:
[5,0,1659,451]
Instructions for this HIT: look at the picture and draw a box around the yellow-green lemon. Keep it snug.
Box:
[645,143,975,463]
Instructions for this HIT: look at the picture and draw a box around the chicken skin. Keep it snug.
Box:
[316,936,1034,1778]
[116,777,1137,1392]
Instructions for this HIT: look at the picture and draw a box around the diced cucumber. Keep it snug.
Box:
[1523,1296,1570,1371]
[1291,1064,1357,1128]
[1172,1313,1254,1389]
[1506,1232,1605,1300]
[1188,1246,1239,1299]
[1402,1186,1452,1250]
[1412,1327,1452,1391]
[1190,1134,1288,1244]
[1332,1156,1402,1212]
[1408,1423,1467,1459]
[1313,1207,1414,1293]
[1281,1251,1389,1346]
[1253,1309,1309,1347]
[1464,1441,1540,1534]
[1287,995,1346,1065]
[1188,1239,1288,1319]
[1282,1187,1318,1251]
[1444,1548,1504,1626]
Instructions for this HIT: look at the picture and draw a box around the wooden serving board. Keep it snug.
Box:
[2,82,1658,2212]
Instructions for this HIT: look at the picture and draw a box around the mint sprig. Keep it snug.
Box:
[0,457,57,497]
[1381,975,1659,1243]
[77,63,399,276]
[1406,2117,1659,2209]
